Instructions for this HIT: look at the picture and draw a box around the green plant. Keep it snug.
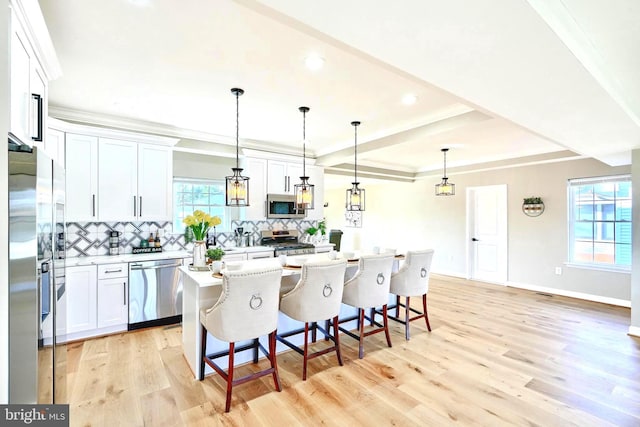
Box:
[523,197,542,205]
[318,220,327,236]
[206,247,225,261]
[305,226,318,236]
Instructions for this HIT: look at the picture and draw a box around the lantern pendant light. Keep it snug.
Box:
[435,148,455,196]
[346,121,365,211]
[294,106,314,211]
[225,88,250,206]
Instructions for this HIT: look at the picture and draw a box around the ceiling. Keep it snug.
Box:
[39,0,640,187]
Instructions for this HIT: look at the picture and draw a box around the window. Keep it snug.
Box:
[173,178,235,233]
[568,175,632,270]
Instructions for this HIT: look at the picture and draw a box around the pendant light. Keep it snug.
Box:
[294,106,314,211]
[346,121,365,211]
[225,88,250,206]
[435,148,455,196]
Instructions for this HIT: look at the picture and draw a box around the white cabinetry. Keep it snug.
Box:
[45,128,65,167]
[222,253,247,262]
[66,265,98,335]
[97,263,128,330]
[65,133,98,222]
[9,1,59,147]
[98,138,138,221]
[10,10,45,144]
[242,157,267,219]
[59,122,177,222]
[246,250,274,260]
[267,160,304,195]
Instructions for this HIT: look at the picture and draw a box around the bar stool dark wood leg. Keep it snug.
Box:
[383,304,392,348]
[303,322,310,381]
[333,315,343,366]
[268,331,282,391]
[423,294,431,331]
[405,296,411,340]
[199,325,206,381]
[225,342,235,413]
[358,308,366,359]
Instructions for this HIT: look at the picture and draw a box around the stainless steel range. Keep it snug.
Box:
[260,230,315,256]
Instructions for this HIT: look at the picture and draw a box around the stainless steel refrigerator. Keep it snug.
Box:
[8,134,66,404]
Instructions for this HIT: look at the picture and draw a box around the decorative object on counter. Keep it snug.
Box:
[183,210,221,267]
[192,240,207,267]
[294,106,314,211]
[346,121,365,211]
[155,231,161,247]
[206,247,225,273]
[140,238,149,248]
[132,246,163,254]
[109,230,120,255]
[225,87,250,207]
[304,219,326,244]
[435,147,455,196]
[522,197,545,217]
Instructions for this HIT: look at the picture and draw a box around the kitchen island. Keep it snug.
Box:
[180,255,365,379]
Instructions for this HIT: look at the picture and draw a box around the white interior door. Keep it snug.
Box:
[467,185,508,284]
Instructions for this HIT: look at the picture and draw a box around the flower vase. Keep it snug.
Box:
[193,240,206,267]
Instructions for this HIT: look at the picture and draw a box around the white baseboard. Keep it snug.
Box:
[507,281,631,308]
[629,326,640,337]
[431,269,466,279]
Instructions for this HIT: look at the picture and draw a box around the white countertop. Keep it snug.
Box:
[65,245,278,267]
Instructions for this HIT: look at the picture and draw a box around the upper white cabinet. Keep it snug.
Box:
[45,128,65,167]
[9,1,60,146]
[98,139,172,221]
[267,160,304,195]
[57,121,178,222]
[242,157,267,220]
[66,133,98,222]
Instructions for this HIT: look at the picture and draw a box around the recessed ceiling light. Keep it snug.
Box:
[402,93,418,105]
[304,53,325,71]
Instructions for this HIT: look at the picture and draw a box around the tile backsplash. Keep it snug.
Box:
[65,219,322,257]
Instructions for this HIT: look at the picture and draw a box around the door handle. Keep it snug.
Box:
[133,196,137,216]
[31,93,43,141]
[92,194,96,217]
[139,196,142,217]
[123,282,126,306]
[472,238,479,242]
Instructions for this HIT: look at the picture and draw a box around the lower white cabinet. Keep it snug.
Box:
[246,250,274,260]
[66,265,98,335]
[97,263,128,329]
[66,262,129,341]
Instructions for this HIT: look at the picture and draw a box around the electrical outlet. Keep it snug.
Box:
[555,267,562,275]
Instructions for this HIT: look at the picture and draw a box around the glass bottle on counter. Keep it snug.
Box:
[155,231,161,248]
[148,233,154,246]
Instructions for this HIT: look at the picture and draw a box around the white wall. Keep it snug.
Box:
[1,0,10,403]
[325,158,631,302]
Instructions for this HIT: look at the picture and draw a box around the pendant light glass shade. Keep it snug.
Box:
[226,88,250,206]
[346,121,365,211]
[435,148,455,196]
[294,106,314,211]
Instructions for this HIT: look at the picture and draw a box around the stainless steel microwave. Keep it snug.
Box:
[266,194,306,219]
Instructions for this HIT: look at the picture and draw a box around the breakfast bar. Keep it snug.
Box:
[180,254,399,379]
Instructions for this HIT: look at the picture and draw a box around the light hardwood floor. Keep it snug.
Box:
[66,275,640,426]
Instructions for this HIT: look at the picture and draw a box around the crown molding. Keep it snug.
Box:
[11,0,62,80]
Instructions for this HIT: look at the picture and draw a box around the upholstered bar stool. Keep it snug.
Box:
[339,254,395,359]
[277,259,348,380]
[199,265,283,413]
[384,249,435,340]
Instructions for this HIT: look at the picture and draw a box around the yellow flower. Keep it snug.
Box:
[183,211,222,241]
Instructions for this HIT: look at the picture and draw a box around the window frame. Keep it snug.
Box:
[567,174,632,273]
[173,177,237,234]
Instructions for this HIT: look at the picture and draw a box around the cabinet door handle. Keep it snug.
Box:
[252,255,271,259]
[31,94,43,141]
[123,282,126,305]
[104,268,123,273]
[284,176,287,192]
[133,196,137,216]
[92,194,96,217]
[139,196,142,217]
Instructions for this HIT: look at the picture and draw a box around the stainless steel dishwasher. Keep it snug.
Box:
[128,258,183,330]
